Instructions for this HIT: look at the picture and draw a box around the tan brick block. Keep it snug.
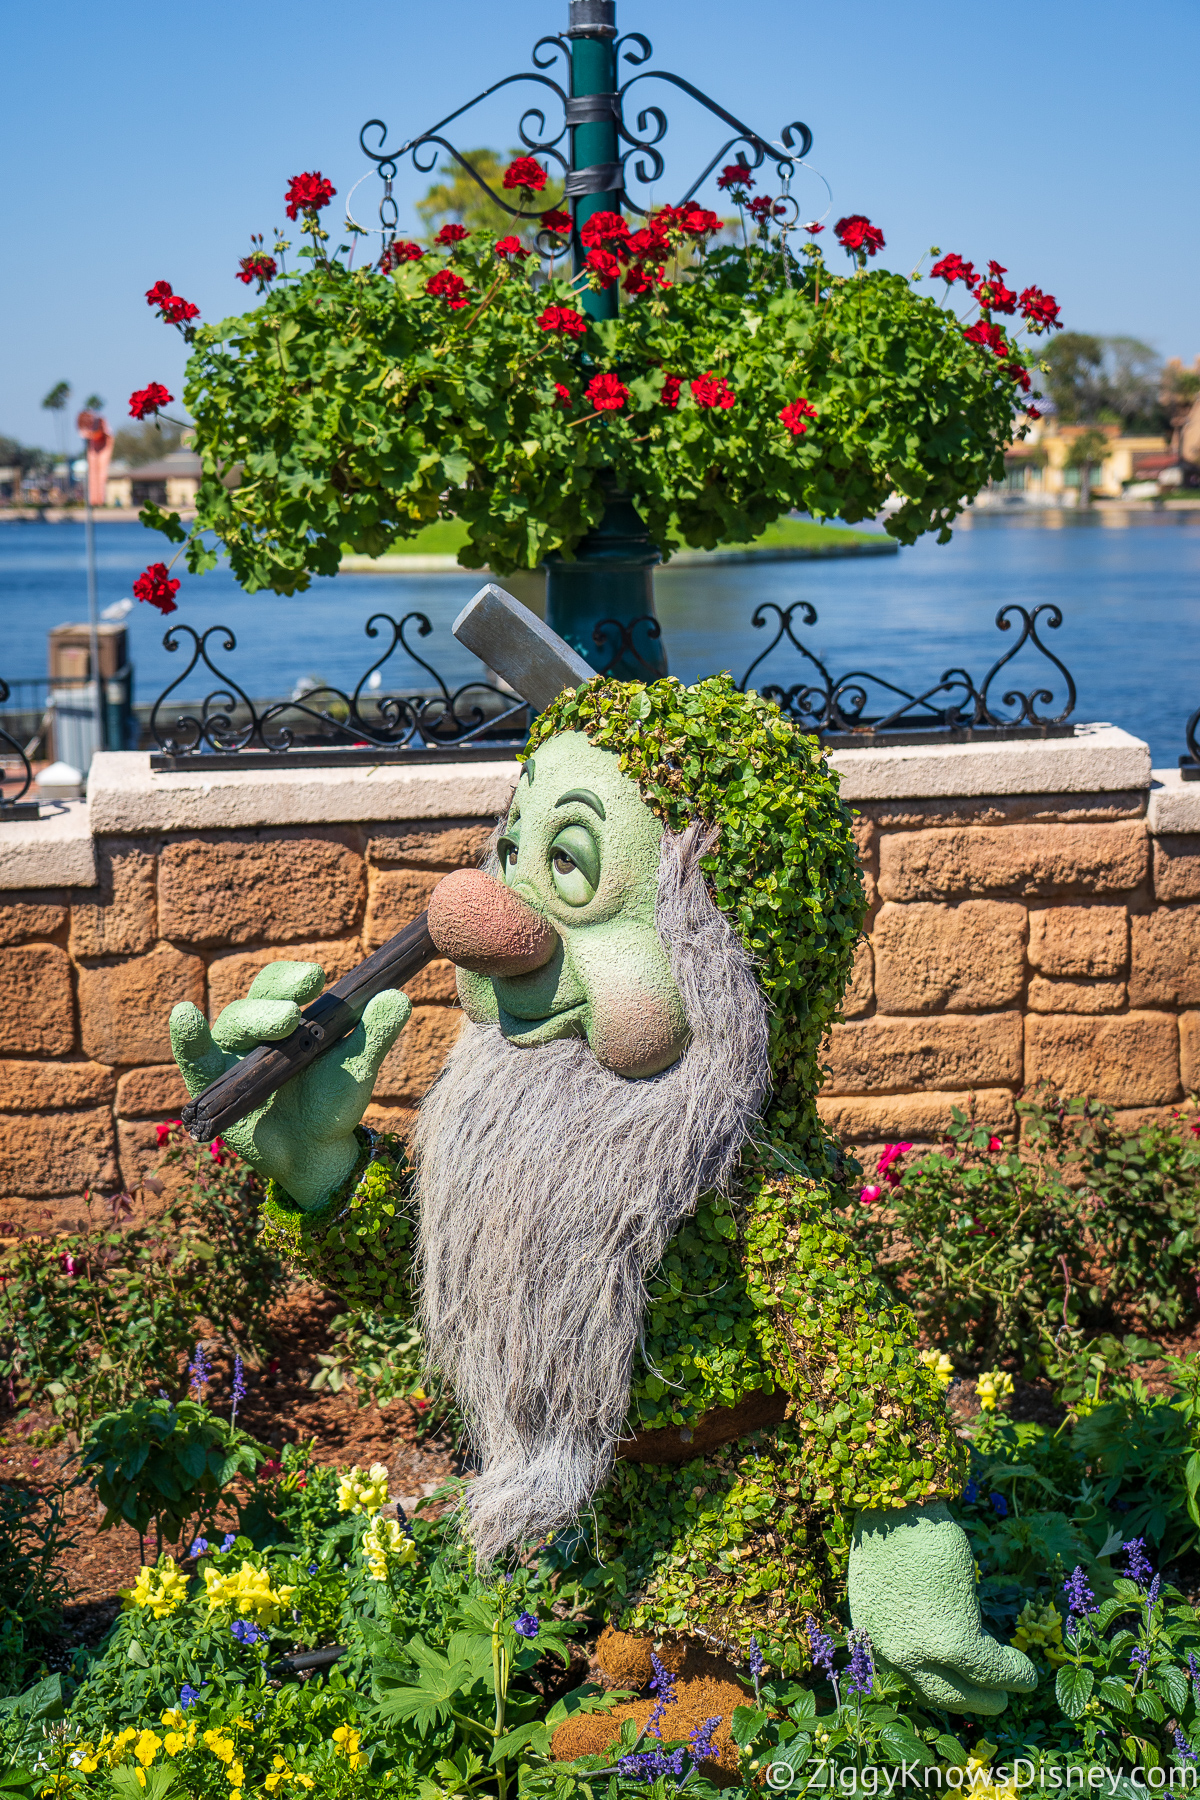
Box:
[1129,909,1200,1007]
[871,901,1025,1013]
[1181,1012,1200,1093]
[158,832,364,948]
[1024,1012,1180,1107]
[0,894,67,946]
[0,945,75,1056]
[363,1104,418,1141]
[206,940,363,1020]
[0,1060,115,1111]
[1028,905,1128,977]
[69,840,156,959]
[824,1013,1022,1095]
[879,822,1148,903]
[850,815,877,911]
[368,823,494,869]
[116,1064,191,1120]
[0,1107,118,1197]
[78,947,206,1065]
[842,940,873,1019]
[1152,837,1200,902]
[373,1005,464,1104]
[1110,1106,1183,1133]
[818,1087,1016,1145]
[401,958,458,1004]
[1027,976,1126,1014]
[857,793,1146,830]
[117,1119,166,1190]
[364,868,443,950]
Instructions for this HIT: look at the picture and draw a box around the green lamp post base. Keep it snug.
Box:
[543,489,668,681]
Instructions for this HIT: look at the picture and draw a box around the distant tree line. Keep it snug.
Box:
[1042,333,1200,437]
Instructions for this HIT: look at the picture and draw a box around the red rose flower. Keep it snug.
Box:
[661,374,681,409]
[690,371,736,410]
[285,171,336,221]
[133,562,181,615]
[145,280,174,308]
[537,304,587,336]
[236,252,277,287]
[804,221,825,235]
[963,319,1008,356]
[859,1184,882,1207]
[716,162,755,192]
[779,397,818,436]
[554,382,572,408]
[584,248,621,288]
[585,372,630,412]
[503,156,548,193]
[494,235,531,260]
[434,223,469,246]
[579,210,630,249]
[930,252,977,287]
[380,239,424,272]
[128,383,173,421]
[425,269,470,310]
[540,208,571,234]
[877,1141,913,1187]
[835,214,885,256]
[1019,286,1062,333]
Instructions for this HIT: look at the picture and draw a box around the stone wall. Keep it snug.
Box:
[2,732,1198,1229]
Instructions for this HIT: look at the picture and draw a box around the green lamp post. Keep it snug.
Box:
[360,0,810,679]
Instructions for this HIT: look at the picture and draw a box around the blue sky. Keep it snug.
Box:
[3,0,1196,451]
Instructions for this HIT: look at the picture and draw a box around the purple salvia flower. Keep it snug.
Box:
[1123,1537,1153,1587]
[748,1635,764,1701]
[1176,1729,1198,1765]
[1130,1644,1151,1673]
[187,1342,211,1398]
[846,1631,874,1697]
[230,1354,246,1426]
[805,1616,836,1679]
[1062,1566,1096,1617]
[1147,1574,1161,1605]
[1188,1652,1200,1689]
[646,1652,677,1738]
[689,1716,722,1764]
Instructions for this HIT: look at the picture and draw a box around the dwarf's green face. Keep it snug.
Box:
[455,731,690,1078]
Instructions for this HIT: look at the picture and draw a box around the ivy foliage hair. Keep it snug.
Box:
[523,673,866,1154]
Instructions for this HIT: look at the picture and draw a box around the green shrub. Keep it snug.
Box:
[78,1396,266,1552]
[0,1481,76,1694]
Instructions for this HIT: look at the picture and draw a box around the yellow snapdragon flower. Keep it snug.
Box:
[124,1562,188,1619]
[976,1369,1015,1412]
[362,1515,418,1581]
[920,1349,955,1386]
[203,1559,295,1626]
[336,1462,390,1516]
[1011,1600,1067,1664]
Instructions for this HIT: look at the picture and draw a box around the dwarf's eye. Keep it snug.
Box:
[549,825,599,906]
[497,825,520,879]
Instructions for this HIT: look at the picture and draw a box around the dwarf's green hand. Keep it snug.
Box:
[848,1501,1037,1715]
[169,960,411,1210]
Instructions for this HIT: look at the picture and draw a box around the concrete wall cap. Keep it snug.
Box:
[828,724,1150,801]
[0,800,97,890]
[1147,768,1200,836]
[86,751,520,834]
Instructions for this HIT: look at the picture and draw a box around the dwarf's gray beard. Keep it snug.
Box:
[411,824,771,1568]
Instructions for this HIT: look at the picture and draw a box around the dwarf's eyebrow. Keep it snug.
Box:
[555,788,606,820]
[519,758,535,785]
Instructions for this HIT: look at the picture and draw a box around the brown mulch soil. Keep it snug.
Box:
[1,1283,461,1658]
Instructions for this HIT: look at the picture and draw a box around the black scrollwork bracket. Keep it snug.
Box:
[0,681,37,819]
[591,614,662,677]
[148,615,531,770]
[1181,706,1200,780]
[739,603,1078,743]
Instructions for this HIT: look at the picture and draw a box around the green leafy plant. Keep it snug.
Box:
[311,1312,461,1445]
[78,1396,266,1552]
[0,1482,76,1695]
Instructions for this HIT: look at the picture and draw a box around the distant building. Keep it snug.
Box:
[106,449,201,511]
[1000,420,1181,500]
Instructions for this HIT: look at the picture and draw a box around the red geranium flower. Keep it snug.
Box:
[494,235,531,260]
[425,269,470,309]
[622,264,656,296]
[627,222,670,263]
[133,563,180,615]
[779,397,818,436]
[236,252,277,287]
[146,282,200,326]
[930,252,977,287]
[987,260,1007,278]
[1019,286,1062,333]
[1026,405,1043,420]
[540,207,571,234]
[661,374,681,409]
[585,372,630,412]
[145,280,174,307]
[434,223,469,246]
[380,239,424,272]
[804,221,825,235]
[537,304,587,336]
[1007,363,1032,393]
[584,248,621,288]
[835,214,885,256]
[716,162,754,192]
[963,318,1008,356]
[285,171,336,221]
[503,156,547,193]
[690,371,736,410]
[579,210,630,249]
[678,203,720,237]
[128,383,173,421]
[554,382,572,408]
[976,276,1017,315]
[748,196,785,224]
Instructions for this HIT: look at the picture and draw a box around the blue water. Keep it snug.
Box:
[2,512,1198,769]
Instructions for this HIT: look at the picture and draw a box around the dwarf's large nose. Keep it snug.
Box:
[427,867,558,977]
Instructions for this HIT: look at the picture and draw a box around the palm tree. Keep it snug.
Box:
[41,381,71,458]
[1064,428,1110,506]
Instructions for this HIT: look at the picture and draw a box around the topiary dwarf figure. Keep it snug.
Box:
[168,674,1035,1730]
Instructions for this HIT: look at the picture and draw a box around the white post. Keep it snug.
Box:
[84,481,104,760]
